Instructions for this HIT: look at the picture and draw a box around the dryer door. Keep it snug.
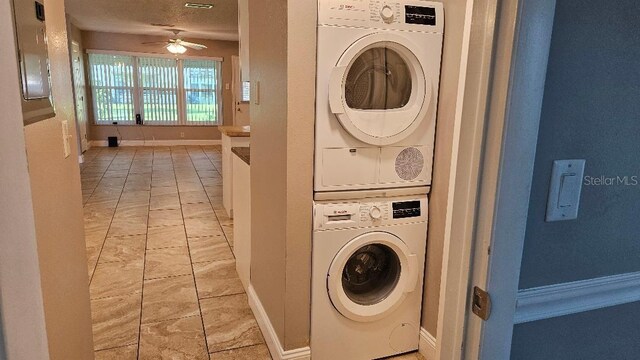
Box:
[328,32,431,146]
[327,232,419,322]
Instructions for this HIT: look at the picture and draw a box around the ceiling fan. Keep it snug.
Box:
[143,30,207,54]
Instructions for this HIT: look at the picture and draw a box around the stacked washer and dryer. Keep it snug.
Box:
[311,1,444,359]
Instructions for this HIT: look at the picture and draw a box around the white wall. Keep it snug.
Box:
[0,0,51,357]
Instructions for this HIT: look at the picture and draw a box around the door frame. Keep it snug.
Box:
[435,0,557,358]
[70,40,88,156]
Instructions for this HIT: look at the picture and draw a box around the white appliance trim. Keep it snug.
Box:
[418,327,437,360]
[248,285,311,360]
[514,271,640,324]
[90,139,221,147]
[313,186,430,201]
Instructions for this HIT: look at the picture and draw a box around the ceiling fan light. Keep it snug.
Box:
[167,43,187,54]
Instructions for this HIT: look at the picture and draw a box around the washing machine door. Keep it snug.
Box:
[328,32,430,146]
[327,231,419,322]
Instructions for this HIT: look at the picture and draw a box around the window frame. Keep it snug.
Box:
[87,50,223,126]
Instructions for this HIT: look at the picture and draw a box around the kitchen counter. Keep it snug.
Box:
[231,147,250,165]
[219,125,251,138]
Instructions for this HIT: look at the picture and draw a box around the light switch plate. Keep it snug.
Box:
[545,159,586,222]
[253,81,260,105]
[61,120,71,158]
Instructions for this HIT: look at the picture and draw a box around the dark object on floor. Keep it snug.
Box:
[108,136,118,147]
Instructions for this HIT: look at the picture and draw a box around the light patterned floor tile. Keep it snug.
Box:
[142,275,200,324]
[90,260,144,299]
[99,235,146,263]
[83,146,261,358]
[180,190,210,204]
[200,294,264,353]
[139,316,208,360]
[94,345,138,360]
[193,260,244,299]
[184,217,224,238]
[149,193,181,211]
[188,236,234,263]
[182,203,215,219]
[108,216,148,237]
[148,209,184,228]
[147,225,187,249]
[144,247,192,280]
[91,294,141,351]
[209,344,272,360]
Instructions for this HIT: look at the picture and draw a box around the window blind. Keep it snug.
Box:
[138,57,179,124]
[88,54,135,124]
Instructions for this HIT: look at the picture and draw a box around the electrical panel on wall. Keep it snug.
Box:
[12,0,56,124]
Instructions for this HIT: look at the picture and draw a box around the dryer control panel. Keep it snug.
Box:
[314,195,428,230]
[318,0,444,33]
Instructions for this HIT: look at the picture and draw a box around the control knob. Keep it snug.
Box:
[380,5,395,23]
[370,206,382,220]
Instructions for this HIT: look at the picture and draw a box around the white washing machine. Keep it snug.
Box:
[315,0,444,193]
[311,192,428,360]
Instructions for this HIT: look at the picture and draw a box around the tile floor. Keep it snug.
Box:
[80,145,425,360]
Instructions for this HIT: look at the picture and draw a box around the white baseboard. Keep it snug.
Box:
[90,139,221,147]
[418,328,436,360]
[247,285,311,360]
[515,271,640,324]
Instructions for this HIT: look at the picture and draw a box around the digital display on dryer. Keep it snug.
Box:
[405,5,436,26]
[392,200,421,219]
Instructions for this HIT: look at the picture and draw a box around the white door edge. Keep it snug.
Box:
[453,0,557,359]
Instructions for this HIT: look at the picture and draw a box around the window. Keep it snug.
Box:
[88,52,222,125]
[138,57,179,124]
[88,54,136,124]
[241,81,251,102]
[183,59,220,125]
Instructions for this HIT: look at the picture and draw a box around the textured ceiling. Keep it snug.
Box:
[65,0,239,41]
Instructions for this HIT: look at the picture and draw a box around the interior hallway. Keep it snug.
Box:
[80,144,425,360]
[81,145,270,359]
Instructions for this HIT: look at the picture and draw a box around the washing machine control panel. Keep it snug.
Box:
[318,0,444,33]
[391,200,422,219]
[314,196,428,230]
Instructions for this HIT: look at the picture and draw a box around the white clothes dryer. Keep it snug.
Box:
[315,1,444,193]
[311,192,428,359]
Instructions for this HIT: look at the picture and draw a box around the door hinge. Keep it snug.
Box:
[472,286,491,321]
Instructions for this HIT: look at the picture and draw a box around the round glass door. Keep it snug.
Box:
[342,244,401,306]
[329,33,430,146]
[345,48,412,111]
[327,232,418,322]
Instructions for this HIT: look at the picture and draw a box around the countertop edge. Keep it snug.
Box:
[231,147,250,165]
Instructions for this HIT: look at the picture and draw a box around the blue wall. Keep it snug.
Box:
[512,302,640,360]
[512,1,640,358]
[519,0,640,290]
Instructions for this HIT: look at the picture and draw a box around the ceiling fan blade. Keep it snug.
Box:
[141,41,169,45]
[179,41,207,50]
